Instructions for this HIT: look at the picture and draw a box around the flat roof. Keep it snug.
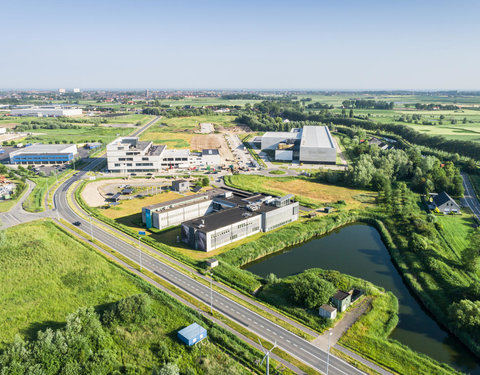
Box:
[300,126,335,149]
[144,189,221,211]
[10,144,77,156]
[178,322,207,339]
[184,207,262,233]
[162,148,190,157]
[332,290,350,301]
[262,131,301,139]
[202,149,220,155]
[319,304,337,312]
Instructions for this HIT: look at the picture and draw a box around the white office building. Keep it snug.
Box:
[106,137,165,173]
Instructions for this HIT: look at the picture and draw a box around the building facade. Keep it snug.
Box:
[9,144,78,165]
[106,137,164,173]
[10,106,82,117]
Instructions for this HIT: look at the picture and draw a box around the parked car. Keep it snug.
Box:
[73,221,81,226]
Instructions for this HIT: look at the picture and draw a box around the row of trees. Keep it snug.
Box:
[414,103,459,110]
[342,99,394,110]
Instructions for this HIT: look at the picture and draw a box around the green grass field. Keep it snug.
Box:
[23,125,132,144]
[0,219,253,374]
[0,220,144,344]
[437,214,476,255]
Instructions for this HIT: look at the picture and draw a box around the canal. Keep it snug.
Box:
[244,224,480,374]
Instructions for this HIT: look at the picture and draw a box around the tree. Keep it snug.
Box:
[202,177,209,187]
[349,109,353,118]
[290,273,336,309]
[448,299,480,329]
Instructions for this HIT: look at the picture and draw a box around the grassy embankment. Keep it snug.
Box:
[0,219,279,374]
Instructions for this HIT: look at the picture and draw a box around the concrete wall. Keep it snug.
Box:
[275,149,293,161]
[152,200,214,230]
[205,215,262,252]
[299,147,336,164]
[262,202,299,232]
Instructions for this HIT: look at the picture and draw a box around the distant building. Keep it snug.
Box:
[172,179,190,193]
[73,88,81,93]
[331,290,352,312]
[10,106,82,117]
[58,88,66,94]
[260,126,337,164]
[9,144,78,165]
[319,304,337,319]
[431,192,461,214]
[177,323,207,346]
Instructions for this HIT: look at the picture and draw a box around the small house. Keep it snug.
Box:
[319,304,337,319]
[172,179,190,193]
[324,207,334,214]
[177,323,207,346]
[206,258,219,268]
[331,290,351,312]
[432,192,460,214]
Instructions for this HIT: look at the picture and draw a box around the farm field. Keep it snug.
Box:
[437,214,476,254]
[0,219,251,374]
[224,175,375,209]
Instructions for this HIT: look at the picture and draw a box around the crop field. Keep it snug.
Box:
[100,113,154,125]
[225,175,375,209]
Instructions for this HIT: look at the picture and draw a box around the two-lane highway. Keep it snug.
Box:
[52,116,365,375]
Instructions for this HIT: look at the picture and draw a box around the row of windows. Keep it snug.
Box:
[267,219,292,231]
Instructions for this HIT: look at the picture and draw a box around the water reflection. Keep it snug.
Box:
[244,224,480,374]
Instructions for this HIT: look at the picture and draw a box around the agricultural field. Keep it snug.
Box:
[0,219,252,374]
[99,113,154,125]
[224,175,376,209]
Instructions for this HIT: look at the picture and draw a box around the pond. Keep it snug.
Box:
[244,224,480,374]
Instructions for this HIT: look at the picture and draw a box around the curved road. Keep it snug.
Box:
[52,118,365,375]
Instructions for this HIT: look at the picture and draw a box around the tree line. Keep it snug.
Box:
[342,99,394,110]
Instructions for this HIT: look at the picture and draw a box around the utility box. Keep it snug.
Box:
[172,179,190,193]
[177,323,207,346]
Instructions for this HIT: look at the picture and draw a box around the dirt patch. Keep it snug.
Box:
[264,179,375,208]
[190,134,233,160]
[82,178,167,207]
[0,123,19,129]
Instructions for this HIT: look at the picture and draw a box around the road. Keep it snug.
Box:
[48,116,364,374]
[461,172,480,220]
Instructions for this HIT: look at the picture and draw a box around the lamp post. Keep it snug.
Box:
[88,214,94,242]
[326,329,332,375]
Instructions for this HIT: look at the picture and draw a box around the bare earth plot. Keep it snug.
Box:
[190,134,234,160]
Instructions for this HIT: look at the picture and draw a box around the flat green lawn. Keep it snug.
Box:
[437,214,476,254]
[0,219,251,374]
[23,175,59,212]
[24,125,132,144]
[100,113,154,125]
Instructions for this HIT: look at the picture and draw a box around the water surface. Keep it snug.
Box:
[244,224,480,374]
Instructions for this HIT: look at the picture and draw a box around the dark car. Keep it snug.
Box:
[73,221,81,226]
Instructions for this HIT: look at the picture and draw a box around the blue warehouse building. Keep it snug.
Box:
[177,323,207,346]
[9,144,78,165]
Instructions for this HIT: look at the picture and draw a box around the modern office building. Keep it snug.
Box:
[259,126,337,164]
[142,188,299,252]
[106,137,164,173]
[9,144,78,165]
[107,136,223,173]
[10,106,82,117]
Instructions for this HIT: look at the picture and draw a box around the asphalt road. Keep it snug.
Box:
[461,172,480,221]
[52,117,365,375]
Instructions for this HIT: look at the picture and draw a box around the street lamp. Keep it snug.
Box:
[138,231,146,271]
[326,329,332,375]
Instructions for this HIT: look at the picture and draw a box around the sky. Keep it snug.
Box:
[1,0,479,90]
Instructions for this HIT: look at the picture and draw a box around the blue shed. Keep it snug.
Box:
[177,323,207,346]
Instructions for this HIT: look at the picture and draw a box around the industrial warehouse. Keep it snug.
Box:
[9,144,78,165]
[106,136,222,173]
[10,106,82,117]
[256,125,337,164]
[142,188,299,252]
